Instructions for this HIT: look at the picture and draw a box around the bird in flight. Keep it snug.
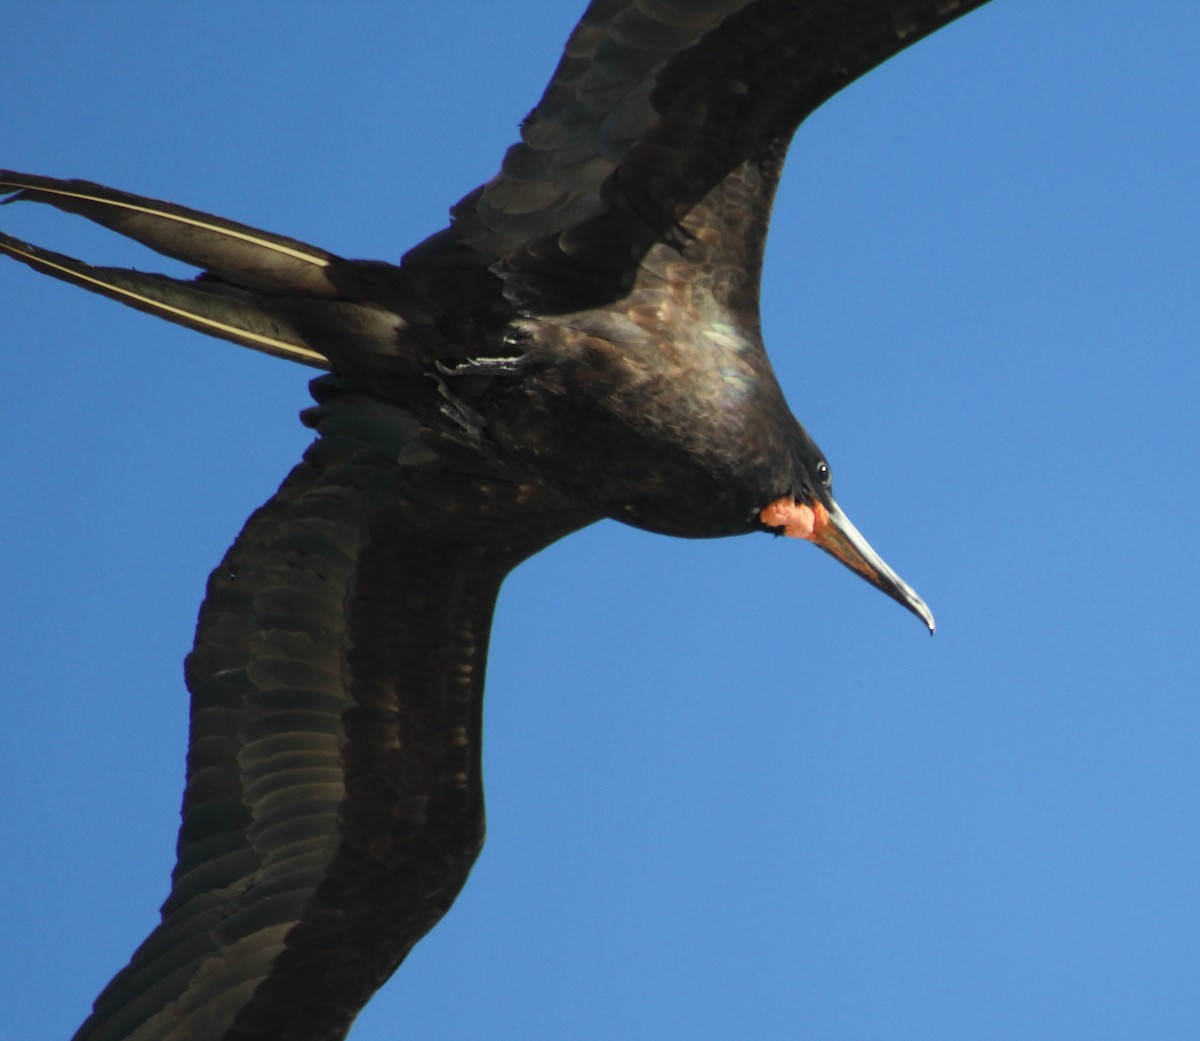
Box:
[1,2,989,1039]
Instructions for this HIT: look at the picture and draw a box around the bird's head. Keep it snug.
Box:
[758,445,934,633]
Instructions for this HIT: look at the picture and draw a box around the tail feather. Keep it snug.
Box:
[0,230,332,368]
[0,173,436,374]
[0,171,338,296]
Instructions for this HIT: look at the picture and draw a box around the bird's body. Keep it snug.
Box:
[1,3,991,1039]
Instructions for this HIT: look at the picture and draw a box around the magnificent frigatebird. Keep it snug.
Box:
[0,3,999,1039]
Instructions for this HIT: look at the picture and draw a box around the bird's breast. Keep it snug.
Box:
[476,315,799,539]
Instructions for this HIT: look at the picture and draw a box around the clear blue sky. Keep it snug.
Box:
[1,4,1197,1039]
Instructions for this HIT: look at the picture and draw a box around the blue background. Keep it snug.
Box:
[2,4,1197,1039]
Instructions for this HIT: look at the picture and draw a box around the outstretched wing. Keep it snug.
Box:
[409,0,991,309]
[72,382,592,1041]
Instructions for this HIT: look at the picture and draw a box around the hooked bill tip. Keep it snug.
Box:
[764,495,935,636]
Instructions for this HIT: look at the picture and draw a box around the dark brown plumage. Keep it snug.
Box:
[0,3,990,1039]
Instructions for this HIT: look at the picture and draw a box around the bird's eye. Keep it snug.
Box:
[817,461,832,486]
